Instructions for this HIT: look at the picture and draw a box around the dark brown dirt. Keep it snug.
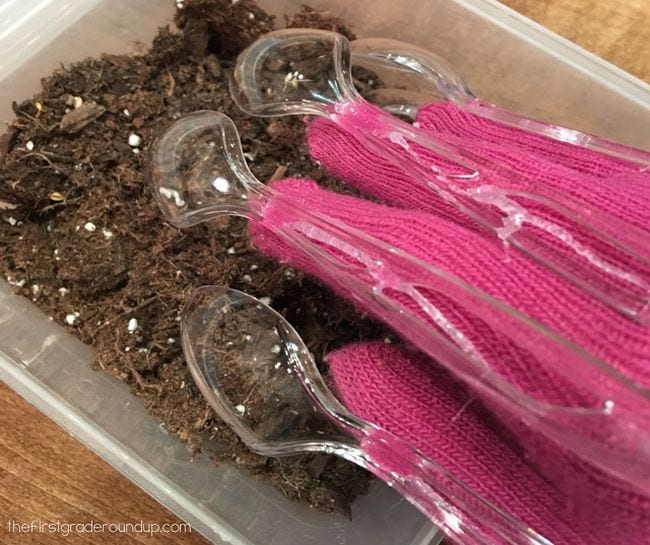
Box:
[0,0,392,515]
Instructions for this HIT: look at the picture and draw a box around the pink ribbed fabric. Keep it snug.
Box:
[326,342,648,545]
[247,102,650,543]
[312,102,650,205]
[248,177,650,543]
[309,102,650,303]
[415,102,649,178]
[250,178,650,392]
[410,103,650,228]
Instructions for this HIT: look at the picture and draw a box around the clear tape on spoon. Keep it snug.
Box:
[333,98,650,324]
[181,285,553,545]
[336,97,650,265]
[230,29,650,323]
[149,110,650,491]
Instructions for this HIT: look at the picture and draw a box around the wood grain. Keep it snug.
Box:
[0,382,208,545]
[0,2,648,545]
[500,0,650,82]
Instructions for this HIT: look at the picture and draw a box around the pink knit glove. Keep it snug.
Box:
[249,177,649,545]
[309,102,650,307]
[247,104,650,544]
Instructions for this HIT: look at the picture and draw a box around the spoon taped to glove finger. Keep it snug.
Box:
[182,284,553,545]
[231,28,650,323]
[348,37,650,168]
[149,110,649,489]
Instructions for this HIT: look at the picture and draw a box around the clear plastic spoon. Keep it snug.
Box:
[182,284,552,545]
[349,37,650,167]
[231,29,650,323]
[149,110,650,490]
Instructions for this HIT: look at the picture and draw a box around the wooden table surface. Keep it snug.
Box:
[1,2,648,544]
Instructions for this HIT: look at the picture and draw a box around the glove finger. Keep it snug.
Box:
[307,116,477,229]
[249,178,650,399]
[416,102,649,178]
[412,107,650,228]
[326,341,607,545]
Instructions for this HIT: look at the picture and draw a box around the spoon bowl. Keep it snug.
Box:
[351,38,473,108]
[231,28,360,117]
[150,111,257,228]
[182,285,353,455]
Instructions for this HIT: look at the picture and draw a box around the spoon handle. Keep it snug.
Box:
[359,427,549,545]
[350,38,650,167]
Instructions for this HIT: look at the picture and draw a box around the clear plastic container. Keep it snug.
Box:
[0,0,102,81]
[0,1,648,544]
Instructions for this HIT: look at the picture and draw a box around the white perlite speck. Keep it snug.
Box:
[211,176,230,193]
[127,318,138,333]
[102,228,114,239]
[6,217,17,226]
[26,141,34,151]
[271,344,281,354]
[159,187,186,208]
[83,222,96,232]
[259,296,271,306]
[227,247,236,255]
[128,133,142,147]
[65,312,80,325]
[31,284,40,295]
[235,404,246,414]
